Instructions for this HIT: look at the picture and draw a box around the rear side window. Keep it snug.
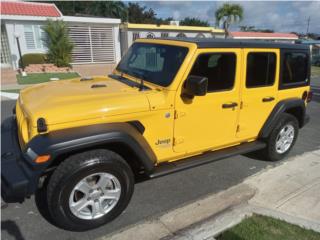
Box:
[282,52,308,84]
[246,52,276,88]
[189,53,236,92]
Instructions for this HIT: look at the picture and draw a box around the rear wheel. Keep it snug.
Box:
[259,113,299,161]
[45,149,134,231]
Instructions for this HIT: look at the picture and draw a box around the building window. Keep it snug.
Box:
[246,52,276,88]
[24,25,46,50]
[161,32,169,38]
[146,32,155,39]
[196,33,205,38]
[132,32,140,41]
[282,52,308,84]
[189,53,236,92]
[1,25,11,65]
[176,32,186,38]
[68,25,115,63]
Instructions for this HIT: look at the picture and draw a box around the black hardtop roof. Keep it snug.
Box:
[156,38,309,50]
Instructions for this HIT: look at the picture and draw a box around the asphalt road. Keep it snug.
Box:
[1,97,320,240]
[311,76,320,102]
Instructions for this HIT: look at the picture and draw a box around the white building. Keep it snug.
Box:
[229,31,299,43]
[120,23,225,55]
[1,1,121,76]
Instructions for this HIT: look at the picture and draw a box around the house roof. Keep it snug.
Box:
[0,1,62,17]
[230,31,299,40]
[122,23,225,33]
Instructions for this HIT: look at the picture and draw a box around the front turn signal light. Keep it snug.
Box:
[35,155,51,164]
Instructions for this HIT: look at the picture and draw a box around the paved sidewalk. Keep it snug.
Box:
[99,149,320,240]
[1,83,33,90]
[0,92,19,100]
[247,149,320,223]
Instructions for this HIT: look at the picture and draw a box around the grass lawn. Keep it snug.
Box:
[1,89,20,94]
[311,66,320,77]
[217,214,320,240]
[17,72,80,85]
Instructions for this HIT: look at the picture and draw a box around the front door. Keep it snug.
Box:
[173,49,242,154]
[237,49,279,140]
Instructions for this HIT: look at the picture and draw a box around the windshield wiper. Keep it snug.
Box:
[119,69,147,91]
[109,71,150,91]
[131,70,146,91]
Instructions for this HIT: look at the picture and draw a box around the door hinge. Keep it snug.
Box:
[240,101,243,109]
[173,137,184,145]
[174,110,186,119]
[236,124,240,132]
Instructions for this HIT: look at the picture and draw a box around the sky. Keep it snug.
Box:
[134,1,320,33]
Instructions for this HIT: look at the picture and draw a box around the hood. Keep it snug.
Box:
[19,76,151,126]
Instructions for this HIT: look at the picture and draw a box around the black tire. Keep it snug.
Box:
[46,149,134,231]
[259,113,299,161]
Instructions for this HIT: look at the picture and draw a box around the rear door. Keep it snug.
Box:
[237,48,279,140]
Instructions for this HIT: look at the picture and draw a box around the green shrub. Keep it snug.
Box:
[19,53,47,67]
[42,20,74,67]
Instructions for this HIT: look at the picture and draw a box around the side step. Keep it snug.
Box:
[149,141,266,179]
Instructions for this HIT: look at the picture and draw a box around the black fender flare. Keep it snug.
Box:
[26,122,157,173]
[259,98,307,139]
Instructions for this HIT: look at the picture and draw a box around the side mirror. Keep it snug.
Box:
[183,75,208,98]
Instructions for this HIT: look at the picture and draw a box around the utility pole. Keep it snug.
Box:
[306,16,310,37]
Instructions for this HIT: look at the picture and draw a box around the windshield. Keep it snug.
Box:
[117,43,188,87]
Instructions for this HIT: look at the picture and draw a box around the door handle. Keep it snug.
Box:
[222,102,238,109]
[262,97,275,102]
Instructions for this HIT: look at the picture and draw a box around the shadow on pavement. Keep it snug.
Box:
[1,220,25,240]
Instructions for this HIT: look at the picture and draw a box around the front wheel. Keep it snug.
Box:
[45,149,134,231]
[260,113,299,161]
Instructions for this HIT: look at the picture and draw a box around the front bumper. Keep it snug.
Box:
[1,117,40,203]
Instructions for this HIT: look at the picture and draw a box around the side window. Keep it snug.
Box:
[24,25,36,49]
[282,52,308,85]
[24,25,47,50]
[246,52,276,88]
[189,53,236,92]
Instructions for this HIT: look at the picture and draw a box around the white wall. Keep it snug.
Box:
[4,19,122,69]
[113,25,121,63]
[4,20,47,69]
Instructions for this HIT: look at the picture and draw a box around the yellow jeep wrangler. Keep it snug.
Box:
[1,39,312,231]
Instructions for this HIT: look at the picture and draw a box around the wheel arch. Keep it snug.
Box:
[259,98,306,139]
[27,122,157,176]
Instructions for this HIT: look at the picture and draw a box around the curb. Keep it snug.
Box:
[250,205,320,233]
[165,204,320,240]
[99,183,255,240]
[162,204,252,240]
[0,92,19,100]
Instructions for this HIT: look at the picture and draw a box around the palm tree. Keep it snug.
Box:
[94,1,127,21]
[215,3,244,38]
